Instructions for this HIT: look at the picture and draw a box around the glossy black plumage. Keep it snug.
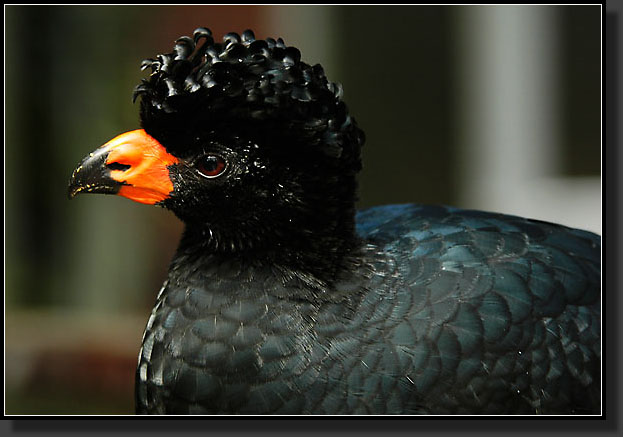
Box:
[72,27,600,415]
[135,204,599,414]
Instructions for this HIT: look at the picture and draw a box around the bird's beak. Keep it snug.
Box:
[68,129,179,205]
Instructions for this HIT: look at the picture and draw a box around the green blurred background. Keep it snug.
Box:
[5,5,600,414]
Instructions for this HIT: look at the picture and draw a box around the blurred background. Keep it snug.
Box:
[5,5,601,414]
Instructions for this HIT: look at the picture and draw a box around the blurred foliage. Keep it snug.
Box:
[559,6,601,175]
[6,6,160,309]
[335,6,458,208]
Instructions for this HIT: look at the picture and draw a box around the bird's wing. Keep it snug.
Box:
[351,204,600,414]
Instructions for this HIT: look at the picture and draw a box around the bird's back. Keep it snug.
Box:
[346,203,600,414]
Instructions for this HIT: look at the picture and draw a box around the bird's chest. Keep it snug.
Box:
[135,275,324,414]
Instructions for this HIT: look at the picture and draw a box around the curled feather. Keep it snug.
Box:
[133,27,364,166]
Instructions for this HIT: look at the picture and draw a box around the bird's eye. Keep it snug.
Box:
[196,155,227,178]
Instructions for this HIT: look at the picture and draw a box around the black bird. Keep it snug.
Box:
[68,28,601,415]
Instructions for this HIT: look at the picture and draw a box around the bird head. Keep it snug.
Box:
[68,28,365,265]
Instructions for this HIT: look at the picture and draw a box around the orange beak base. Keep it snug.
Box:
[68,129,179,205]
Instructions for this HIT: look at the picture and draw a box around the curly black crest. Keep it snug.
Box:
[133,27,364,168]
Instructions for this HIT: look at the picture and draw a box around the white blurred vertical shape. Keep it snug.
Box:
[455,6,600,234]
[456,6,560,209]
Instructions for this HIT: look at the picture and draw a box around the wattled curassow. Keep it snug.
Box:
[68,28,601,415]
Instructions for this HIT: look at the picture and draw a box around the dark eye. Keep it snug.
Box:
[196,155,227,178]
